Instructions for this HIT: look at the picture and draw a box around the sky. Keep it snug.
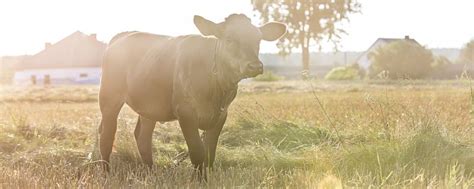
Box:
[0,0,473,56]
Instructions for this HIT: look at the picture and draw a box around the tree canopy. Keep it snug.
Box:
[251,0,360,74]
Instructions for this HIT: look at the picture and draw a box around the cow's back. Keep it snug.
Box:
[100,32,178,121]
[103,32,170,72]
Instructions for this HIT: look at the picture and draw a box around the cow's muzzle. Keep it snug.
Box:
[245,61,263,77]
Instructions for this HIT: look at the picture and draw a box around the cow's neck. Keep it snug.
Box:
[211,39,240,91]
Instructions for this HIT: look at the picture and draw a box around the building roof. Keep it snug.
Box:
[17,31,107,70]
[375,37,419,44]
[361,37,421,57]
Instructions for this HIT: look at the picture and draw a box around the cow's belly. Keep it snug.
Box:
[125,86,177,122]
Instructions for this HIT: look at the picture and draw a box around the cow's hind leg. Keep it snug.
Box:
[99,93,124,170]
[135,116,156,167]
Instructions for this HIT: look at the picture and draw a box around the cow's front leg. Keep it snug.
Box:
[203,113,226,169]
[177,105,206,180]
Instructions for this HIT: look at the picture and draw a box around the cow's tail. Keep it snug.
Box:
[109,31,138,45]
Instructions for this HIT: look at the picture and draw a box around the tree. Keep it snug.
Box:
[251,0,360,76]
[368,41,434,79]
[459,39,474,64]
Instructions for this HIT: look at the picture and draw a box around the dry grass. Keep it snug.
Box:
[0,80,472,188]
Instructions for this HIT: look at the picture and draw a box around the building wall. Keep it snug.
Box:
[13,67,101,85]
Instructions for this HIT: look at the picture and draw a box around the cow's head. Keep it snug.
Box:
[194,14,287,79]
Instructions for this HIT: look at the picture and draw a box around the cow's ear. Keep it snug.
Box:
[194,15,222,37]
[259,22,287,41]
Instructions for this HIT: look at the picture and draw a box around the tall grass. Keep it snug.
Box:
[0,81,472,187]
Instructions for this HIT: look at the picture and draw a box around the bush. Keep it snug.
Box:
[325,65,360,80]
[368,41,433,79]
[253,71,283,82]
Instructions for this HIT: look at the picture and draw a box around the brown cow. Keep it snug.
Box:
[99,14,286,176]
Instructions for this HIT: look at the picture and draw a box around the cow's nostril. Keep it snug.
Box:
[245,61,263,76]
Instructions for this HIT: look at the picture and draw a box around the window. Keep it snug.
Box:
[79,73,88,78]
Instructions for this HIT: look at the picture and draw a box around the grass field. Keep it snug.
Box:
[0,80,473,188]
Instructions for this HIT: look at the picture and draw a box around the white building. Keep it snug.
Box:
[14,31,106,85]
[355,36,421,70]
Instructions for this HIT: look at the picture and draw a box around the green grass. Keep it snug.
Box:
[0,81,472,188]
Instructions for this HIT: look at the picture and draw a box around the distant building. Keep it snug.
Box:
[355,36,421,70]
[13,31,106,85]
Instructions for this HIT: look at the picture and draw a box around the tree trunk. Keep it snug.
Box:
[302,43,310,78]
